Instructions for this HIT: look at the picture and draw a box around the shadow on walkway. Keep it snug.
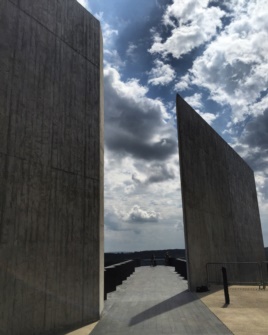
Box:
[129,290,197,326]
[91,267,232,335]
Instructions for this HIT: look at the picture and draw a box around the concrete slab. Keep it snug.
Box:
[0,1,103,333]
[197,285,268,335]
[176,94,265,291]
[90,267,232,335]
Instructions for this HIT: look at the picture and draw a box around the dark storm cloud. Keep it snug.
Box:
[105,211,141,234]
[104,212,123,231]
[242,109,268,150]
[242,150,268,172]
[129,163,176,191]
[240,109,268,171]
[104,67,178,161]
[146,163,175,184]
[106,132,177,161]
[132,174,142,184]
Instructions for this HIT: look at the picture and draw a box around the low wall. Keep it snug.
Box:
[140,258,165,266]
[170,258,188,279]
[104,260,136,300]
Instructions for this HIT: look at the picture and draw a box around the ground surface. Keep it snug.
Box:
[197,285,268,335]
[62,267,268,335]
[89,266,232,335]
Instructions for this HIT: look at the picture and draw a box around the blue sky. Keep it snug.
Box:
[78,0,268,252]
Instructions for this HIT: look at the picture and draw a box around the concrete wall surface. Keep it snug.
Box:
[176,94,266,291]
[0,0,104,334]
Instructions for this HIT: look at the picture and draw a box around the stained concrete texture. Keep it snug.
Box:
[0,0,103,334]
[176,94,266,292]
[90,266,233,335]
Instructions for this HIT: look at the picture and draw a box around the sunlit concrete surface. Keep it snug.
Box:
[90,266,232,335]
[57,322,98,335]
[197,285,268,335]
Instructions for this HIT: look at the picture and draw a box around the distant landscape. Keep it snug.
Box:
[105,249,186,267]
[105,247,268,267]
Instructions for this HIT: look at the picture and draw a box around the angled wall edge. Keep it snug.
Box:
[176,94,265,291]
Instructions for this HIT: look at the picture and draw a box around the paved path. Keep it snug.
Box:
[91,266,233,335]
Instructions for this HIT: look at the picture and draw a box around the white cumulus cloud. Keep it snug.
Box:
[77,0,90,10]
[184,93,218,125]
[180,0,268,122]
[124,205,160,223]
[148,60,176,86]
[149,0,224,59]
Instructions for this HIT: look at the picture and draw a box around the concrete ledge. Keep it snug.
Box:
[170,258,188,279]
[104,260,136,299]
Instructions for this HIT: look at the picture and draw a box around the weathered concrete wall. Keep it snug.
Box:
[176,94,265,291]
[0,0,103,334]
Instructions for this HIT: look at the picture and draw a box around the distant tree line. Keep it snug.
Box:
[105,249,186,267]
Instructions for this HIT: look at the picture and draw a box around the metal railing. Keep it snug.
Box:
[206,262,265,288]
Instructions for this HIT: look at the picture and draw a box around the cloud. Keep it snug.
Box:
[179,0,268,122]
[146,163,175,184]
[104,49,125,69]
[105,211,126,232]
[105,209,141,234]
[148,60,176,86]
[235,109,268,172]
[96,12,118,45]
[149,0,224,59]
[104,66,177,161]
[128,163,176,189]
[174,221,184,231]
[184,93,218,125]
[126,42,138,60]
[256,173,268,202]
[184,93,203,110]
[124,205,160,223]
[77,0,90,10]
[132,173,142,185]
[199,112,218,125]
[242,109,268,150]
[175,73,191,91]
[105,205,160,231]
[94,12,121,69]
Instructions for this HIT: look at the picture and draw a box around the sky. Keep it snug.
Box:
[77,0,268,252]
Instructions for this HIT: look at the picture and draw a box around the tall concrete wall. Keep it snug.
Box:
[0,1,104,334]
[176,94,265,291]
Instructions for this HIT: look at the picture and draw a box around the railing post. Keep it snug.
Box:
[222,267,230,305]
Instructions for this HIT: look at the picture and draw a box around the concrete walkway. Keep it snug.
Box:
[90,266,232,335]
